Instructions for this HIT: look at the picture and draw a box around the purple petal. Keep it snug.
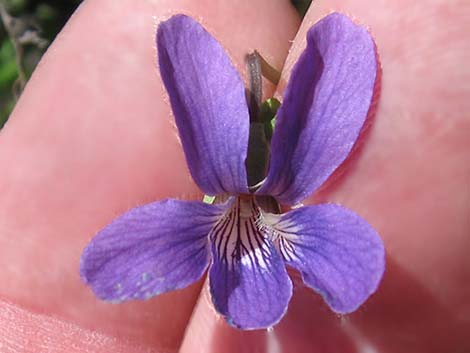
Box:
[208,197,292,329]
[157,15,249,195]
[271,204,384,313]
[259,13,377,204]
[80,199,228,302]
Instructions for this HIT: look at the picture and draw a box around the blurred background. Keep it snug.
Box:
[0,0,311,129]
[0,0,82,128]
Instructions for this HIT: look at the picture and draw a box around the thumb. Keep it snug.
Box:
[0,0,299,351]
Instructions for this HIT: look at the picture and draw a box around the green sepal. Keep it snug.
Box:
[259,98,280,122]
[259,98,280,141]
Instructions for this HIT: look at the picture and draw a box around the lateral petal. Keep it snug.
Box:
[80,199,228,302]
[270,204,385,313]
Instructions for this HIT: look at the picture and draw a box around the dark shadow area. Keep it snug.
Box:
[291,0,313,17]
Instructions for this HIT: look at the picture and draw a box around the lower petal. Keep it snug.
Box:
[80,199,227,302]
[270,204,385,313]
[208,197,293,329]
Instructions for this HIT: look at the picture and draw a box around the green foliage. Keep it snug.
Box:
[0,99,13,128]
[0,0,83,128]
[3,0,28,15]
[0,39,17,89]
[0,39,18,128]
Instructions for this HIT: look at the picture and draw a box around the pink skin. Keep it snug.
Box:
[0,0,468,352]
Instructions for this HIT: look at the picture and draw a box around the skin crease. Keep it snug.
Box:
[0,0,468,352]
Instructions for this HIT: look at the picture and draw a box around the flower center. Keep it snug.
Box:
[209,197,272,269]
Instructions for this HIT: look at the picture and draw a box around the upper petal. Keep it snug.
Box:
[209,197,292,329]
[259,13,378,204]
[80,199,228,302]
[157,15,250,195]
[269,204,385,313]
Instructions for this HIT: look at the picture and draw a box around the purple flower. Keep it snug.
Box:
[80,13,385,330]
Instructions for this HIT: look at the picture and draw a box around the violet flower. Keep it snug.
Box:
[80,13,385,330]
